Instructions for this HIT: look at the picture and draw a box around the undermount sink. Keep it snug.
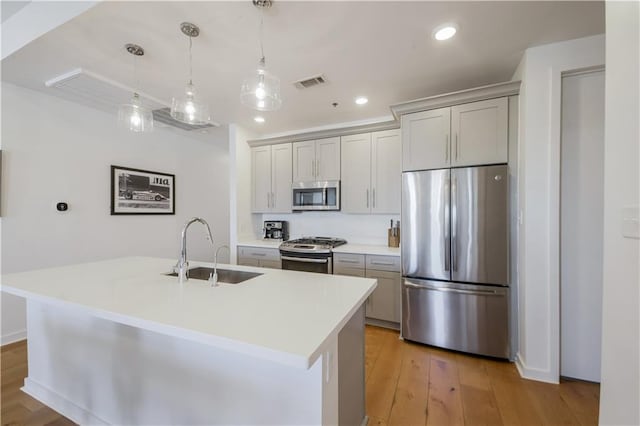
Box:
[166,267,262,284]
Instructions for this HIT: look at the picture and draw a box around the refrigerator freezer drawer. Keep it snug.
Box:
[401,278,509,358]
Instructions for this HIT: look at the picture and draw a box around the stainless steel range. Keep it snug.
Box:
[279,237,347,274]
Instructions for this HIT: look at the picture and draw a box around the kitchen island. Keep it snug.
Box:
[1,257,376,425]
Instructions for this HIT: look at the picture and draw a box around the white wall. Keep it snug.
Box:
[262,212,400,245]
[599,1,639,424]
[228,124,260,263]
[1,83,230,344]
[560,70,604,382]
[513,34,605,383]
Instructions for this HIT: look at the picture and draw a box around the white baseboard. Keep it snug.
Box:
[365,318,400,331]
[1,329,26,346]
[22,378,108,425]
[515,352,559,384]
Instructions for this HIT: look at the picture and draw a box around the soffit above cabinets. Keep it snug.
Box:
[389,80,521,120]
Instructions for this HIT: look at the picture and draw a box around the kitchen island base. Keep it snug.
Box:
[22,300,365,425]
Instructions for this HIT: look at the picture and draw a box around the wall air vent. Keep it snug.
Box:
[294,74,327,89]
[44,68,219,137]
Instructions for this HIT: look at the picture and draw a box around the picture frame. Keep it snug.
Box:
[110,165,175,215]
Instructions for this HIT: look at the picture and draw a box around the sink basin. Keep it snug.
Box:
[166,267,262,284]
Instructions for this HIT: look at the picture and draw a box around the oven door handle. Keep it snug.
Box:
[281,256,328,264]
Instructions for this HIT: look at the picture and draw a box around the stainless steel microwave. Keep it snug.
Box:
[292,181,340,211]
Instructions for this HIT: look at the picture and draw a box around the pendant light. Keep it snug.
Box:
[117,44,153,133]
[240,0,282,111]
[171,22,211,125]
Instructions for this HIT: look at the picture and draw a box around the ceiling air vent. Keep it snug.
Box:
[294,74,327,89]
[44,68,219,137]
[152,108,217,131]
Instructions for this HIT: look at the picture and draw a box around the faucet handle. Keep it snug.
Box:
[209,271,219,287]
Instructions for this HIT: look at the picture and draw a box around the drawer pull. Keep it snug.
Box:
[371,261,395,266]
[339,259,361,264]
[251,253,267,257]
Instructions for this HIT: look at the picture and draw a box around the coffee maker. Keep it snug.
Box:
[263,221,289,241]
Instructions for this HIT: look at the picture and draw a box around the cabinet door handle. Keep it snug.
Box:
[372,188,376,208]
[267,193,270,209]
[366,189,369,208]
[455,133,459,161]
[445,134,449,163]
[272,192,276,208]
[316,159,320,178]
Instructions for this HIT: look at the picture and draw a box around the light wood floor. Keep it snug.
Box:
[1,326,599,425]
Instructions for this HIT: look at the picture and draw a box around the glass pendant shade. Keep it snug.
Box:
[171,82,211,125]
[118,93,153,133]
[240,58,282,111]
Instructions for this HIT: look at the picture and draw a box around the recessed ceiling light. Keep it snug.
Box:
[254,116,265,123]
[355,97,368,105]
[434,25,457,41]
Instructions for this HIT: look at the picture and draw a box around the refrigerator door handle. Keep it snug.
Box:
[444,177,450,272]
[451,176,457,271]
[404,281,503,296]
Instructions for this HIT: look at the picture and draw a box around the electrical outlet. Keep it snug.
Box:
[622,206,639,239]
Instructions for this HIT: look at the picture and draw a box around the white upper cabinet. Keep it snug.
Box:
[292,137,340,182]
[371,129,401,214]
[315,137,341,181]
[451,97,508,167]
[251,146,272,213]
[401,97,509,171]
[401,107,451,171]
[341,133,372,214]
[292,140,316,182]
[270,143,293,213]
[251,143,292,213]
[341,129,401,214]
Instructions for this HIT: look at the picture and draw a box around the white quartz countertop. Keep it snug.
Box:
[1,257,376,369]
[237,239,282,249]
[332,244,401,257]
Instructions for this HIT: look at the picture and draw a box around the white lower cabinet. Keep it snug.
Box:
[334,253,401,326]
[237,247,281,269]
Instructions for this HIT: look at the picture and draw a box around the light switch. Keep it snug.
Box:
[622,206,640,239]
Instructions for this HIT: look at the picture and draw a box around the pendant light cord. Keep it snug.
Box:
[189,35,193,85]
[133,53,139,95]
[259,9,265,62]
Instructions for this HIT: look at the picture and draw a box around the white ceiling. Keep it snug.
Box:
[1,1,604,137]
[1,1,30,23]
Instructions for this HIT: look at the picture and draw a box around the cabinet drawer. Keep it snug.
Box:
[366,255,401,272]
[334,253,366,269]
[237,257,260,267]
[238,247,280,261]
[259,259,282,269]
[334,266,366,277]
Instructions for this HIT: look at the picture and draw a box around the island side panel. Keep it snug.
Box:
[24,300,324,425]
[337,304,366,426]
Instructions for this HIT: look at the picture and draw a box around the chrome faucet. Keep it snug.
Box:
[176,217,215,283]
[209,245,230,287]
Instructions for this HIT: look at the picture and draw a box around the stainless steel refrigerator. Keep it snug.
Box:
[401,164,509,358]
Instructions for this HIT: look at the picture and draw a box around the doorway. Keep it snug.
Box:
[560,69,605,382]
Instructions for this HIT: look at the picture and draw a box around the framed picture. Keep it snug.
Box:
[111,165,175,215]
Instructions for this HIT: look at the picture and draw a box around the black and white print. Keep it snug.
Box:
[111,165,175,215]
